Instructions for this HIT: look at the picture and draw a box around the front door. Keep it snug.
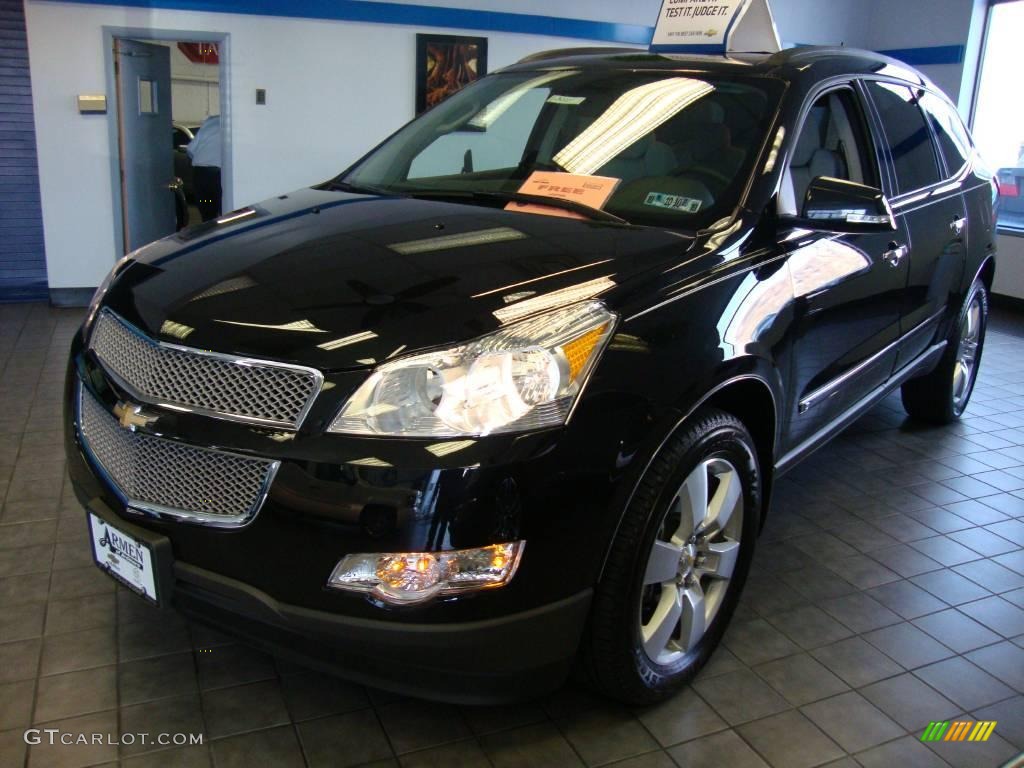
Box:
[780,87,909,449]
[114,38,175,252]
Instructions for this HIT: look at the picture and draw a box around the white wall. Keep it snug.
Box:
[166,42,220,125]
[995,235,1024,300]
[26,1,646,289]
[148,41,220,125]
[770,0,869,47]
[859,0,983,106]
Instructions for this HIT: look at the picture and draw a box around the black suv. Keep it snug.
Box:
[66,46,997,705]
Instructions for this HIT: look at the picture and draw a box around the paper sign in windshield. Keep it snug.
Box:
[506,172,621,219]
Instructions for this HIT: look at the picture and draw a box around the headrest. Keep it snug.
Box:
[697,124,731,152]
[688,99,726,124]
[618,133,654,161]
[808,148,843,182]
[792,107,828,167]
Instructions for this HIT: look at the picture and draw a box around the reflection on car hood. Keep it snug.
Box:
[104,188,697,370]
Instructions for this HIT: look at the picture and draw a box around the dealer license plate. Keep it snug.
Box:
[88,512,159,603]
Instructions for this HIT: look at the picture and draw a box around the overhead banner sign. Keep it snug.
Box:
[650,0,781,55]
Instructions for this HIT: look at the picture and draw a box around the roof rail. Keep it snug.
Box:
[516,47,639,64]
[780,45,854,61]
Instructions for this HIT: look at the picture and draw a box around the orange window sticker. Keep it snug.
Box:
[506,172,621,219]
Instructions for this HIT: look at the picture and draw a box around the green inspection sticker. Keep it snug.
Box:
[644,192,703,213]
[547,95,586,105]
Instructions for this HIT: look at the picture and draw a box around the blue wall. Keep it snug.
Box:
[0,0,47,302]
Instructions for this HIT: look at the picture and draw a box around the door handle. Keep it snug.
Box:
[950,216,967,237]
[167,179,183,191]
[882,243,908,268]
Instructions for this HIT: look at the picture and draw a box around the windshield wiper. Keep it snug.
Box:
[404,189,629,225]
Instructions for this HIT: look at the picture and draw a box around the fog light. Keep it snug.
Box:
[327,542,525,605]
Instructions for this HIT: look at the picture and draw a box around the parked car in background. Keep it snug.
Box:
[173,121,199,205]
[172,122,195,150]
[67,47,997,706]
[996,144,1024,227]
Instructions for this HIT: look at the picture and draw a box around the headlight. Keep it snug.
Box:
[86,252,135,329]
[329,301,616,437]
[327,542,525,605]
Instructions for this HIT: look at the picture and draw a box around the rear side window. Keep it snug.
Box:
[920,92,971,174]
[865,81,942,193]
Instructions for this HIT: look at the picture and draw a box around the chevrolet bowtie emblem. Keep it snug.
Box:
[112,402,159,431]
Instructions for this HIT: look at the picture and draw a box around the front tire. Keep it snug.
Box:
[580,408,760,706]
[901,280,988,424]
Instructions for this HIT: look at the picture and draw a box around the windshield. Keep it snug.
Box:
[339,68,782,229]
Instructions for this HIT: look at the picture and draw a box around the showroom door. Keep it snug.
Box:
[114,38,176,252]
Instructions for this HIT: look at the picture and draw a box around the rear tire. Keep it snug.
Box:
[901,280,988,424]
[579,408,760,706]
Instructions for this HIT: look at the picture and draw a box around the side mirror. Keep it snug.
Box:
[781,176,897,234]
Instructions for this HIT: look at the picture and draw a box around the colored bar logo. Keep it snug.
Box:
[921,721,997,742]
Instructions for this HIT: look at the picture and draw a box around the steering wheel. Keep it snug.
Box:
[524,160,565,174]
[675,167,732,198]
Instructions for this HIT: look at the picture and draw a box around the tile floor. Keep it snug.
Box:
[1,302,1024,768]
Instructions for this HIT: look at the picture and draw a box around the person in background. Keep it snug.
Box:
[187,114,222,222]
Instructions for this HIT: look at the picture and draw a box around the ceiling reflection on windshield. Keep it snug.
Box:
[553,78,715,175]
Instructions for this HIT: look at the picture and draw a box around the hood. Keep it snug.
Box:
[105,188,698,370]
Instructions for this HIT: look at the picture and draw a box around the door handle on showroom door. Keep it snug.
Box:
[950,216,967,237]
[882,243,908,268]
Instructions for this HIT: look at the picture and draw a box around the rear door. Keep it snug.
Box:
[780,85,910,449]
[114,38,176,252]
[862,80,968,367]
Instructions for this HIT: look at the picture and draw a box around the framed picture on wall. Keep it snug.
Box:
[415,34,488,114]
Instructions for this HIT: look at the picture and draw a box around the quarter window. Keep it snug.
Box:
[865,81,942,194]
[921,92,971,174]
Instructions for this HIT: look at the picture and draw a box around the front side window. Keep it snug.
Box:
[341,68,782,230]
[782,88,878,214]
[865,81,942,194]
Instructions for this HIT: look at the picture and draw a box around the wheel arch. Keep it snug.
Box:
[976,254,996,294]
[597,368,781,583]
[705,377,778,520]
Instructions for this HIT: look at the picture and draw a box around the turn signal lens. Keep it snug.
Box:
[327,542,525,605]
[561,324,609,380]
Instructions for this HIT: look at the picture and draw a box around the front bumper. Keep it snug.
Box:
[81,496,591,703]
[64,324,648,701]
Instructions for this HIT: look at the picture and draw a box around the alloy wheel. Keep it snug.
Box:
[639,457,744,665]
[953,295,982,410]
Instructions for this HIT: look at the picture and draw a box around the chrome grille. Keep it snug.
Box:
[89,309,322,429]
[78,386,278,526]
